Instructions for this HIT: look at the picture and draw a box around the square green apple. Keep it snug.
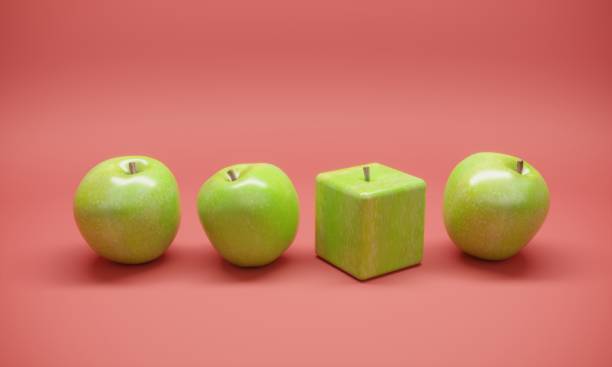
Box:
[316,163,426,280]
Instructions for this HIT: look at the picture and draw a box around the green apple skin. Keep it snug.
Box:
[197,163,299,267]
[443,152,550,260]
[74,156,181,264]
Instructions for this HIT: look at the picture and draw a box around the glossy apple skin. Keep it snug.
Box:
[197,163,299,267]
[74,156,180,264]
[443,152,550,260]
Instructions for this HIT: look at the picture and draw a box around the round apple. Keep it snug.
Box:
[197,163,299,267]
[74,156,181,264]
[443,152,550,260]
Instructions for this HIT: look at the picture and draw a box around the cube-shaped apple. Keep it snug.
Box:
[316,163,426,280]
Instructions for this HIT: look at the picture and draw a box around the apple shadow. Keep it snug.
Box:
[425,238,571,281]
[49,239,568,287]
[203,246,316,284]
[315,255,423,284]
[49,242,317,286]
[211,255,291,281]
[50,244,177,286]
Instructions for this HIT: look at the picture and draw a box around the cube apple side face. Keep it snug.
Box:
[359,181,426,279]
[316,176,368,279]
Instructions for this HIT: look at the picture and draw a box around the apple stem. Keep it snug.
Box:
[227,169,238,181]
[363,166,370,182]
[516,160,524,174]
[128,162,138,174]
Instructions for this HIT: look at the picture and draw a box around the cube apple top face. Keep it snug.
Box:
[316,162,426,198]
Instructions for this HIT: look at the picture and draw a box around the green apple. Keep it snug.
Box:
[74,156,180,264]
[443,152,550,260]
[197,163,299,267]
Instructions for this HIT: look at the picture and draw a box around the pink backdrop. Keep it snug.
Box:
[2,1,611,366]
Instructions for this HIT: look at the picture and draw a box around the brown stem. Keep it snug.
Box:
[363,166,370,182]
[516,160,524,174]
[227,169,238,181]
[128,162,138,174]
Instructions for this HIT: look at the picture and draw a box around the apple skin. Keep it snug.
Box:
[197,163,299,267]
[74,156,180,264]
[443,152,550,260]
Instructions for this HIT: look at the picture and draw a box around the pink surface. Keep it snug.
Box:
[2,1,611,366]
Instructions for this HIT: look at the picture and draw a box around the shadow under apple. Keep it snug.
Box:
[210,253,296,282]
[50,243,175,286]
[425,238,571,281]
[315,255,423,284]
[50,242,315,286]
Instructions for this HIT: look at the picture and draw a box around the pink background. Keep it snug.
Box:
[2,1,611,366]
